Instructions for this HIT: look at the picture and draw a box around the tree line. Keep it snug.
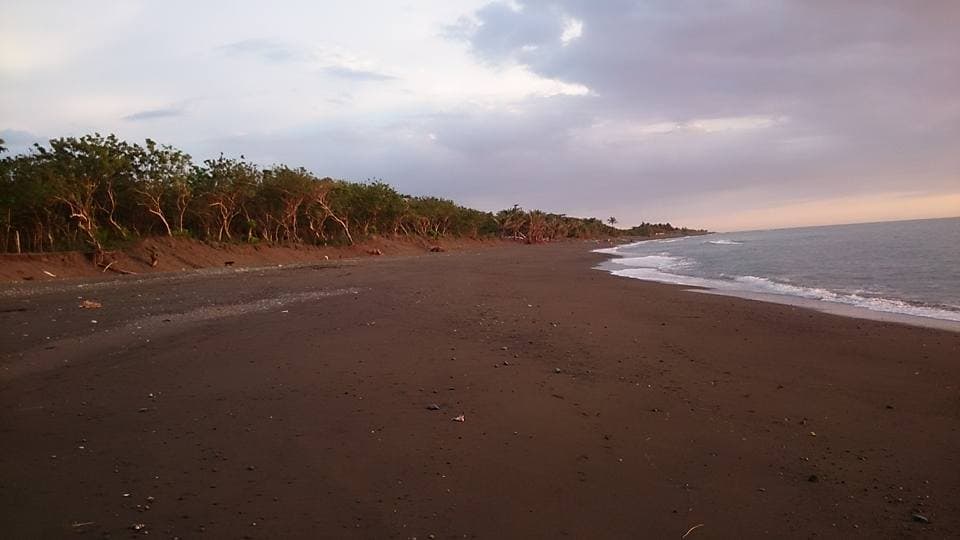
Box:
[0,134,698,255]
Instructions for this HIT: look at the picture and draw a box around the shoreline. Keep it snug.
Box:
[593,237,960,333]
[2,242,958,537]
[694,288,960,333]
[597,266,960,333]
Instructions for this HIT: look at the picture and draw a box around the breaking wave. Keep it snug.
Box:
[605,265,960,323]
[706,239,743,245]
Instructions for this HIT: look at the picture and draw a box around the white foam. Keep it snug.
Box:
[591,236,691,255]
[603,265,960,325]
[591,245,625,255]
[609,255,692,270]
[706,239,743,245]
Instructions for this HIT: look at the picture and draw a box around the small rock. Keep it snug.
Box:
[452,414,465,422]
[79,300,102,309]
[807,474,819,483]
[554,368,562,374]
[426,404,441,411]
[911,513,930,524]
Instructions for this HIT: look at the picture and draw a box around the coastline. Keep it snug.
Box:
[693,288,960,333]
[2,242,958,537]
[593,225,960,333]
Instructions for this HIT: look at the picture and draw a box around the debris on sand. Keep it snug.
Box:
[682,523,704,539]
[911,513,930,524]
[426,404,441,411]
[452,414,465,422]
[42,270,57,278]
[79,299,102,309]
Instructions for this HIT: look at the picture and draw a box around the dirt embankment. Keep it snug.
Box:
[0,235,567,283]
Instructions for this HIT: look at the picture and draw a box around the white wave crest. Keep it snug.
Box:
[706,239,743,245]
[609,255,692,271]
[732,275,960,321]
[603,267,960,323]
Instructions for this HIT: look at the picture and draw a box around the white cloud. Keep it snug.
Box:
[2,0,958,230]
[560,17,583,45]
[688,115,787,133]
[570,115,787,148]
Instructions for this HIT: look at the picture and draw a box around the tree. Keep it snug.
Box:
[256,166,314,243]
[132,139,193,236]
[193,155,259,241]
[496,205,527,240]
[310,178,354,245]
[0,132,705,254]
[31,134,138,255]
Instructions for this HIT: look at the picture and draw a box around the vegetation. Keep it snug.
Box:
[0,134,701,255]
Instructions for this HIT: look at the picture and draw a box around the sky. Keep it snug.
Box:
[1,1,958,231]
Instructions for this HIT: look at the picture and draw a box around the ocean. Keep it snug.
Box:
[594,217,960,328]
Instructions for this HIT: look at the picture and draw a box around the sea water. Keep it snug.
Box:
[594,217,960,328]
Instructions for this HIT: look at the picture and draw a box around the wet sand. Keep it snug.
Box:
[1,242,958,538]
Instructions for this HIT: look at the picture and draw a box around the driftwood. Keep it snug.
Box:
[682,523,705,539]
[98,261,137,275]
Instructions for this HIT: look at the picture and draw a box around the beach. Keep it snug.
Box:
[1,241,958,538]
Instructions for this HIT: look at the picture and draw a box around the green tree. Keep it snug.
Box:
[132,139,193,236]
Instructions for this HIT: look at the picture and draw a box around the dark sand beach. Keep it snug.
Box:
[2,242,958,538]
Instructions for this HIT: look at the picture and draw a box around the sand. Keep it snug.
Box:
[1,242,958,538]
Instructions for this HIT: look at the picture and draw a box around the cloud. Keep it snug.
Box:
[423,0,960,226]
[0,129,44,154]
[218,38,398,84]
[559,16,582,45]
[122,107,185,121]
[445,1,571,63]
[3,1,957,229]
[217,39,313,63]
[321,65,397,82]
